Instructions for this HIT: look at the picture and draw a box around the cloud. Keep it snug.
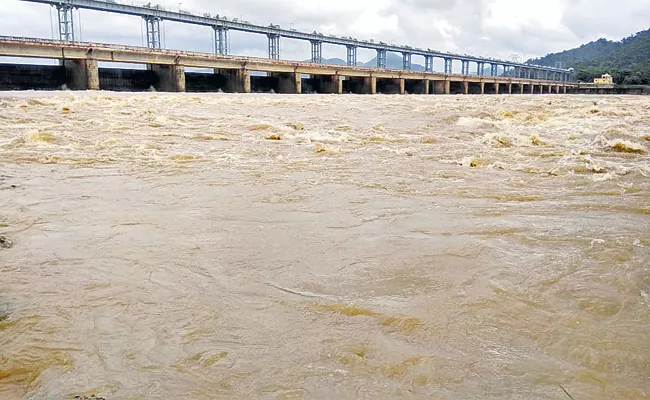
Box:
[1,0,648,64]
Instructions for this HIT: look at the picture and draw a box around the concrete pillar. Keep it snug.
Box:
[495,82,500,95]
[539,85,544,94]
[508,83,512,94]
[548,85,552,94]
[220,69,251,93]
[64,59,100,90]
[151,64,185,92]
[530,84,535,94]
[398,78,405,95]
[520,84,525,94]
[555,85,560,94]
[480,82,485,95]
[323,75,342,94]
[274,72,301,94]
[563,86,567,94]
[462,81,469,95]
[295,73,302,94]
[366,76,377,95]
[424,79,430,95]
[444,80,451,95]
[433,80,446,94]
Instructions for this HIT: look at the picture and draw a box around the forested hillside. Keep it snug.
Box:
[527,29,650,84]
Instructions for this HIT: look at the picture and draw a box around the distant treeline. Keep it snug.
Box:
[527,29,650,84]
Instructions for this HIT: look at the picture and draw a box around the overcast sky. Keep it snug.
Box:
[2,0,650,65]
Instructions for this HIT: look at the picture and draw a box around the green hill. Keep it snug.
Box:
[527,29,650,84]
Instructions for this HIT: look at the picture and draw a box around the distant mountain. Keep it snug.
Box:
[320,58,347,66]
[362,52,425,71]
[306,53,426,71]
[527,28,650,84]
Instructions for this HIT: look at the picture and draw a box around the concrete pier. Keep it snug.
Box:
[432,80,446,95]
[64,59,99,90]
[218,69,251,93]
[272,72,301,94]
[150,64,185,92]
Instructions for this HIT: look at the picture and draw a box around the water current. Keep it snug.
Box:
[0,92,649,399]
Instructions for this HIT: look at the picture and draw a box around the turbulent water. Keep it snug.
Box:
[0,92,649,400]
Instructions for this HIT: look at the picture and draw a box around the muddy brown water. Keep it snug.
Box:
[0,92,649,399]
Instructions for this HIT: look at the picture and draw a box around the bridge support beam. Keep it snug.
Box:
[213,27,228,55]
[346,46,357,66]
[461,60,470,75]
[424,56,433,72]
[218,69,250,93]
[325,75,343,94]
[377,49,387,69]
[432,80,446,94]
[495,82,500,94]
[507,83,512,94]
[56,5,75,41]
[268,34,280,60]
[144,17,162,49]
[272,72,301,94]
[64,59,99,90]
[480,82,485,94]
[367,76,377,94]
[402,53,412,70]
[462,81,469,95]
[310,40,322,63]
[150,64,185,92]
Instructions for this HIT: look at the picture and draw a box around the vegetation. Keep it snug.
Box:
[527,29,650,84]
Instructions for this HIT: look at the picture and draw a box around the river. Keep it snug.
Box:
[0,92,649,399]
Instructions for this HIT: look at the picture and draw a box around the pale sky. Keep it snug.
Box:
[1,0,649,65]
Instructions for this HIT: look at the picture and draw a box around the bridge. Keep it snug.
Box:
[22,0,572,79]
[0,0,575,94]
